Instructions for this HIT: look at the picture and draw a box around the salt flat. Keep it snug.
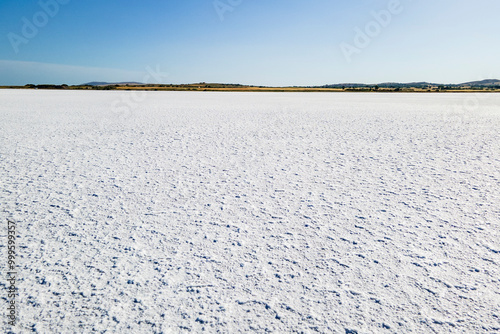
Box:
[1,90,499,333]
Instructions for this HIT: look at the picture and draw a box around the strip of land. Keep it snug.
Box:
[2,79,500,92]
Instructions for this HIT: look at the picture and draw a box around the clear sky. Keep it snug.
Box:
[0,0,499,86]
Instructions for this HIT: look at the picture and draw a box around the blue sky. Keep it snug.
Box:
[0,0,499,86]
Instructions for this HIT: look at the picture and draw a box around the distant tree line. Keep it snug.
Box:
[25,84,69,89]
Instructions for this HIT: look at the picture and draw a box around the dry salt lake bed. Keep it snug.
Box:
[1,90,499,333]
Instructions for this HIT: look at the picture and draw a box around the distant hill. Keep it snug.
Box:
[321,79,500,89]
[82,81,144,86]
[459,79,500,87]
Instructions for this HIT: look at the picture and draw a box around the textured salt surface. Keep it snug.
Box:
[1,90,499,333]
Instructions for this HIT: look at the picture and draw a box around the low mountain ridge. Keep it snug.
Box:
[459,79,500,86]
